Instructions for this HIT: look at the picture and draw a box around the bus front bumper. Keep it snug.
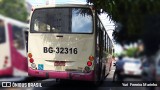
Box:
[28,68,94,81]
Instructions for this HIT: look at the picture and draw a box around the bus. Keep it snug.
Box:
[0,15,28,77]
[28,4,114,83]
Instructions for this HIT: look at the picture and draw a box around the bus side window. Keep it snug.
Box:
[12,25,25,49]
[0,20,5,44]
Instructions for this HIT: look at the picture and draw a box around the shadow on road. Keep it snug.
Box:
[34,80,99,90]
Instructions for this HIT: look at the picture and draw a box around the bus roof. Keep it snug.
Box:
[33,4,92,9]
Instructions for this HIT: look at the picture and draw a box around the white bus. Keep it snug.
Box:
[28,4,114,83]
[0,15,28,77]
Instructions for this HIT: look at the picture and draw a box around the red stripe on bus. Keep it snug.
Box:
[28,68,94,81]
[8,23,28,72]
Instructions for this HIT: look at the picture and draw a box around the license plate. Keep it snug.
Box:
[54,61,65,66]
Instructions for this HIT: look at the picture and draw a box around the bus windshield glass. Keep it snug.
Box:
[30,7,93,33]
[0,20,5,44]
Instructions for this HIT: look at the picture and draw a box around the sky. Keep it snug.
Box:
[26,0,122,54]
[27,0,86,5]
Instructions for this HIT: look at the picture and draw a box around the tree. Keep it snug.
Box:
[87,0,160,56]
[122,47,138,57]
[0,0,28,22]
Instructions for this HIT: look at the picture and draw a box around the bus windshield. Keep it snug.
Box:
[0,20,5,44]
[30,7,93,33]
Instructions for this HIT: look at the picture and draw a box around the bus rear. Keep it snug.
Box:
[28,5,95,81]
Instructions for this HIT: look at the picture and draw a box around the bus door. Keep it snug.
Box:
[99,30,103,62]
[106,36,112,72]
[99,29,104,79]
[0,19,12,76]
[95,18,104,80]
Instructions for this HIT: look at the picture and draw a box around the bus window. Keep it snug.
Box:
[31,8,93,33]
[0,20,5,44]
[72,9,92,33]
[12,25,25,49]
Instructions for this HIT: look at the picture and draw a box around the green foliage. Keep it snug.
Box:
[0,0,28,22]
[87,0,160,56]
[112,53,118,57]
[116,46,138,57]
[123,47,138,57]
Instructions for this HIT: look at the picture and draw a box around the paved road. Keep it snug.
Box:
[0,65,147,90]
